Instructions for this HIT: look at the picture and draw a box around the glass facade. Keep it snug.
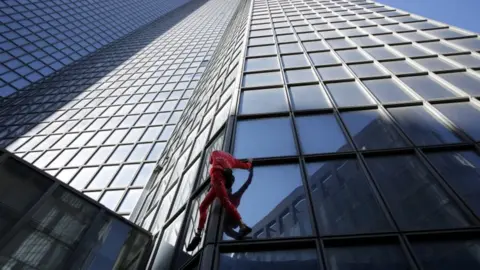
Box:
[130,0,480,269]
[2,0,480,269]
[1,0,241,219]
[0,148,152,269]
[0,0,194,97]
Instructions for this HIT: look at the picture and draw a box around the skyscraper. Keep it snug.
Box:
[1,0,241,220]
[0,0,192,97]
[127,0,480,269]
[2,0,480,269]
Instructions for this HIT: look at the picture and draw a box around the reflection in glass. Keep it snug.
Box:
[326,81,374,107]
[349,63,387,78]
[289,84,331,110]
[245,57,279,71]
[434,102,480,141]
[296,115,352,154]
[234,117,297,159]
[227,164,312,240]
[438,72,480,96]
[285,69,317,83]
[412,240,480,270]
[219,249,320,270]
[150,212,185,270]
[306,160,391,235]
[342,110,408,150]
[243,72,283,88]
[426,150,480,216]
[365,155,473,230]
[401,75,458,99]
[317,66,353,81]
[326,244,410,270]
[389,106,463,146]
[363,78,415,103]
[240,88,288,115]
[381,60,421,75]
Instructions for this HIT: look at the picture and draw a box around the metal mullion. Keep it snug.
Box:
[286,4,361,269]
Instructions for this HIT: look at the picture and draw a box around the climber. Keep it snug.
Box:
[186,150,253,251]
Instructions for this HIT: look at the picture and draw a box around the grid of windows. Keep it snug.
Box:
[0,0,194,97]
[133,0,480,269]
[1,0,240,218]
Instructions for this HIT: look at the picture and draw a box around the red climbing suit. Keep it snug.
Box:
[197,150,252,231]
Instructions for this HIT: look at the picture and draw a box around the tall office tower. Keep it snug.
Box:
[0,0,241,219]
[0,0,193,97]
[130,0,480,269]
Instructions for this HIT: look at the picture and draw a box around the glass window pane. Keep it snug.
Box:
[317,66,353,81]
[282,54,310,68]
[341,110,409,149]
[100,190,124,211]
[240,88,288,115]
[350,36,381,47]
[399,31,431,42]
[248,45,276,57]
[245,57,279,71]
[219,249,320,269]
[285,69,317,83]
[88,165,118,189]
[133,163,155,186]
[400,75,458,99]
[296,114,352,154]
[363,78,415,103]
[243,72,283,87]
[326,38,354,49]
[309,51,339,66]
[234,117,297,159]
[147,142,166,161]
[449,37,480,51]
[34,150,61,168]
[374,33,405,44]
[391,44,430,57]
[303,40,328,52]
[414,57,458,72]
[141,126,162,141]
[365,155,473,230]
[277,34,297,43]
[389,106,463,146]
[128,143,151,162]
[289,84,331,110]
[447,54,480,68]
[434,102,480,141]
[306,159,391,235]
[326,244,410,270]
[249,36,274,46]
[70,167,98,190]
[381,60,422,75]
[412,240,480,270]
[225,164,313,240]
[336,49,369,63]
[108,144,133,163]
[110,164,139,188]
[48,149,77,168]
[326,81,374,107]
[426,150,480,216]
[68,148,96,166]
[419,41,462,54]
[279,43,302,54]
[118,189,142,212]
[438,72,480,96]
[364,46,398,60]
[349,63,387,77]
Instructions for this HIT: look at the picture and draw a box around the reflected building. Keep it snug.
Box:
[1,0,241,219]
[0,148,152,269]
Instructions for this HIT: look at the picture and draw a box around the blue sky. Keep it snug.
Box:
[377,0,480,34]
